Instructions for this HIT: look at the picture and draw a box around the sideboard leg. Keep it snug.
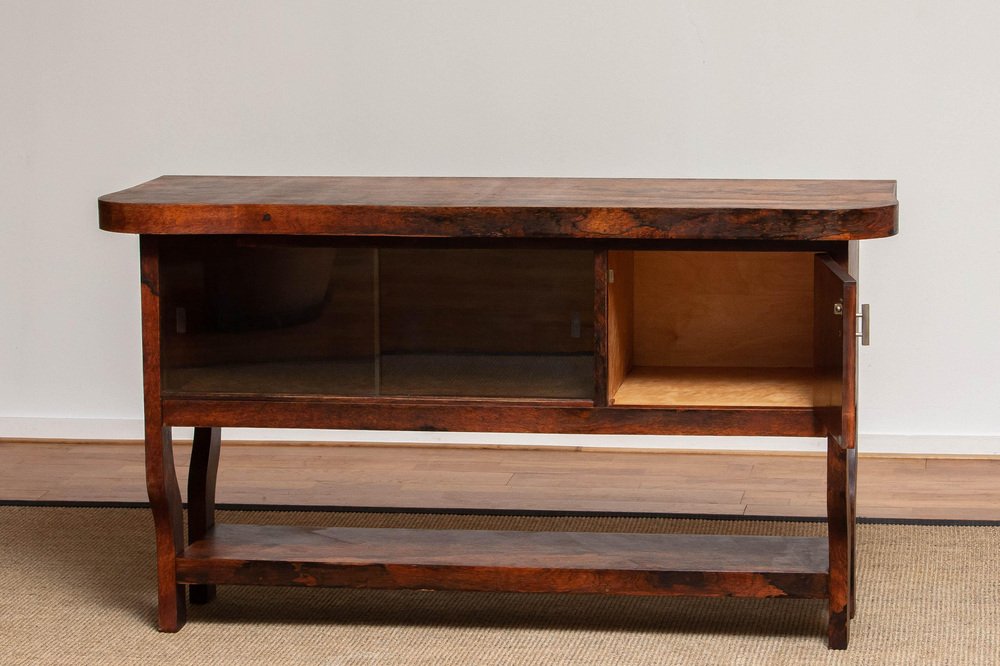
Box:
[188,426,221,604]
[827,435,850,649]
[141,235,186,632]
[848,445,858,619]
[146,424,187,631]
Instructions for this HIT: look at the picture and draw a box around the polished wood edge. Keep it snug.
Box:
[100,201,898,241]
[102,235,861,253]
[176,559,829,599]
[161,399,822,437]
[174,525,829,599]
[816,254,857,285]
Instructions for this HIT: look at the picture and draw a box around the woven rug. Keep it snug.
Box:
[1,507,998,665]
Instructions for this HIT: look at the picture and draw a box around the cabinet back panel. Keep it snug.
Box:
[633,252,813,368]
[379,249,594,355]
[160,242,376,367]
[159,241,378,395]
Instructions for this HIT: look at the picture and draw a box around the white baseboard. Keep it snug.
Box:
[855,434,1000,456]
[0,417,147,441]
[2,417,997,455]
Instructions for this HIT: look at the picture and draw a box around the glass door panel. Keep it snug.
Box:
[159,239,377,397]
[378,248,595,399]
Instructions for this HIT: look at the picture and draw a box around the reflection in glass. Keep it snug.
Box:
[379,249,594,399]
[160,240,377,396]
[159,242,595,401]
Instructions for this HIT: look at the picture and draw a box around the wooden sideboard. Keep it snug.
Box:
[99,176,897,649]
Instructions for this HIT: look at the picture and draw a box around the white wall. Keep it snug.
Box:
[2,1,998,453]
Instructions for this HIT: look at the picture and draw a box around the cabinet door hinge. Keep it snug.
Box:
[833,301,870,346]
[858,303,870,346]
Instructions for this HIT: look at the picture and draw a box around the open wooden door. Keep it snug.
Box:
[814,253,859,649]
[814,254,858,448]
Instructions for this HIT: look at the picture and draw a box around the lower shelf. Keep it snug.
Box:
[176,524,829,599]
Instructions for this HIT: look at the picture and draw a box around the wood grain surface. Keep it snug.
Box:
[139,236,187,631]
[99,177,897,240]
[176,523,829,599]
[160,397,822,437]
[611,367,817,408]
[631,252,814,368]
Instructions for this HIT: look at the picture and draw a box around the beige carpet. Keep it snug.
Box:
[1,507,997,665]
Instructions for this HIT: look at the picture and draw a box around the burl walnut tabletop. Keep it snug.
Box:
[99,176,897,240]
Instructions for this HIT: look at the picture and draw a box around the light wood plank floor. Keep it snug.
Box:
[2,440,998,521]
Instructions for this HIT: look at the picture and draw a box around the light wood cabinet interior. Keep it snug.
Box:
[609,251,817,408]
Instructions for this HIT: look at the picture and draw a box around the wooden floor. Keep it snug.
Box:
[1,440,998,521]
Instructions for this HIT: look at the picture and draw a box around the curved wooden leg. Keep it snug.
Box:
[188,426,221,604]
[827,435,850,649]
[141,236,186,632]
[146,424,187,632]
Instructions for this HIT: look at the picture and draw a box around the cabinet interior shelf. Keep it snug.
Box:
[612,366,817,408]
